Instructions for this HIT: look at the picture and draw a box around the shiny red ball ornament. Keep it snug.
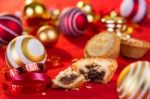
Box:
[59,7,88,37]
[0,14,22,45]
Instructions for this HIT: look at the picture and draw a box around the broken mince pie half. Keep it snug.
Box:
[52,67,85,89]
[71,58,118,83]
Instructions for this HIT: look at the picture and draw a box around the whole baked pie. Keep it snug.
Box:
[121,38,150,58]
[84,31,120,59]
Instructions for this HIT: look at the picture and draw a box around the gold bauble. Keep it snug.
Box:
[77,1,93,14]
[87,13,94,23]
[23,1,50,27]
[77,1,97,23]
[37,25,59,47]
[87,13,101,23]
[23,1,48,18]
[50,9,61,20]
[25,0,35,5]
[49,9,61,26]
[117,61,150,99]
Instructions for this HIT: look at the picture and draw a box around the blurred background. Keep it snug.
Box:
[0,0,150,14]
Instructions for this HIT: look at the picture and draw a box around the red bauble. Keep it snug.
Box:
[0,14,23,44]
[59,7,88,37]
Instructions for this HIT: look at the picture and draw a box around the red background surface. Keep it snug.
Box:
[0,0,150,99]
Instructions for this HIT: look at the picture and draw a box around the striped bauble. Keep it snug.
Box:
[0,14,22,44]
[59,7,88,37]
[117,61,150,99]
[6,35,47,69]
[120,0,147,23]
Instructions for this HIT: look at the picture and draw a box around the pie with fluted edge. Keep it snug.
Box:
[71,58,118,83]
[84,31,120,59]
[121,38,150,58]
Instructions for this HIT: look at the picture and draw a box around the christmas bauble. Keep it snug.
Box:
[77,1,93,14]
[6,35,47,69]
[117,61,150,99]
[59,7,88,37]
[24,1,47,18]
[0,14,22,44]
[76,1,100,23]
[120,0,147,23]
[23,1,50,27]
[49,8,61,26]
[25,0,36,5]
[37,25,59,47]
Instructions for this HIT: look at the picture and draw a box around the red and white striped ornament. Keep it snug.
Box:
[120,0,147,23]
[0,14,23,44]
[59,7,88,37]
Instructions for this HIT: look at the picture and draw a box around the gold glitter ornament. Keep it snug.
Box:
[117,61,150,99]
[37,25,59,47]
[6,35,47,69]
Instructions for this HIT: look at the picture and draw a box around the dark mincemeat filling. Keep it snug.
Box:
[79,63,105,82]
[88,69,105,82]
[60,74,78,84]
[85,63,99,69]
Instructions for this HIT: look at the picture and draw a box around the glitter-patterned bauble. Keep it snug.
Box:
[37,25,59,47]
[0,14,22,45]
[117,61,150,99]
[6,35,47,69]
[120,0,147,23]
[23,1,50,27]
[59,7,88,37]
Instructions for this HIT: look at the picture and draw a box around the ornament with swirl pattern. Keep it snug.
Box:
[117,61,150,99]
[6,35,47,69]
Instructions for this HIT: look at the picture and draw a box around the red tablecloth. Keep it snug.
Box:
[0,0,150,99]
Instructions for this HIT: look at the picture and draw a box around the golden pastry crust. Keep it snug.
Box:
[84,31,120,59]
[121,38,150,48]
[121,38,150,58]
[52,67,85,89]
[71,58,118,83]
